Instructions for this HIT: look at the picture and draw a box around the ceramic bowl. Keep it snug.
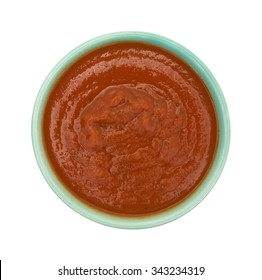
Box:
[32,32,230,229]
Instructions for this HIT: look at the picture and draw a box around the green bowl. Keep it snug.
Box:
[32,31,230,229]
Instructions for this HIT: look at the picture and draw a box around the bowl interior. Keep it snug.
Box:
[32,31,230,229]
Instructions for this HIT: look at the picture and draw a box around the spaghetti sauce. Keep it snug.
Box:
[42,42,218,215]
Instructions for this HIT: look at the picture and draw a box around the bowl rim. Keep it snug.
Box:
[31,31,230,229]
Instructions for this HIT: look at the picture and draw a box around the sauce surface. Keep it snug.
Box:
[43,42,218,215]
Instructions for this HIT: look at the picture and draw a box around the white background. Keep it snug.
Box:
[0,0,262,279]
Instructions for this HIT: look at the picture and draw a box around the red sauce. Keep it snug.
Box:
[43,42,218,215]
